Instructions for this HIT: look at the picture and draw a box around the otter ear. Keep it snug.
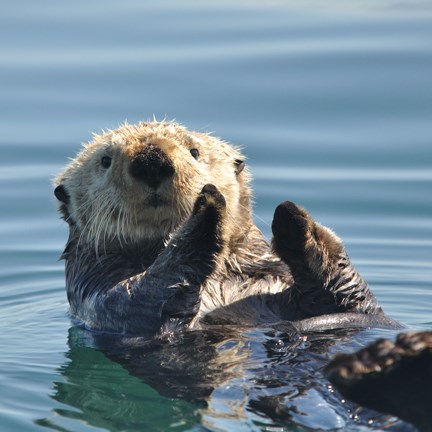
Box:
[234,159,245,175]
[54,184,70,204]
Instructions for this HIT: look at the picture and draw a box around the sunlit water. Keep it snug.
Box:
[0,1,431,431]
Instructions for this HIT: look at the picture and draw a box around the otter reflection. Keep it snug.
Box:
[46,325,414,431]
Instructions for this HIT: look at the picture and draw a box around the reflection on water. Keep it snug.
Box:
[40,325,414,431]
[36,328,200,431]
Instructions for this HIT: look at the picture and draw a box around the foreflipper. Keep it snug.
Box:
[272,201,383,319]
[325,330,432,431]
[83,184,227,335]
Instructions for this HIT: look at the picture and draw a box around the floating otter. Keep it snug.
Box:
[54,120,398,335]
[56,121,432,429]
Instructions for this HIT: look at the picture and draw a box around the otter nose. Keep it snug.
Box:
[129,145,175,189]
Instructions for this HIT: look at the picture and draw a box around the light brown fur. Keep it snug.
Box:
[55,120,390,335]
[56,121,251,253]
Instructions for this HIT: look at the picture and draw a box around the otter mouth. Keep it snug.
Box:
[147,192,167,208]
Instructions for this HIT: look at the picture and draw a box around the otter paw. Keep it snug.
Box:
[271,201,344,284]
[325,331,432,430]
[272,201,313,257]
[193,184,226,215]
[272,201,380,316]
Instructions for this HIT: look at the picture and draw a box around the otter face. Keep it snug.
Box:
[54,121,251,251]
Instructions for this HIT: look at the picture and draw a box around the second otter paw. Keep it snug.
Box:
[271,201,312,257]
[271,201,345,283]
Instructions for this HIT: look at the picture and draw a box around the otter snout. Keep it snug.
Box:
[129,144,175,189]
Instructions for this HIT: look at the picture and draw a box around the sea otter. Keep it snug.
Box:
[54,121,398,336]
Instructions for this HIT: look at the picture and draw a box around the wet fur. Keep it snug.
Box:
[326,330,432,430]
[55,121,397,336]
[53,121,431,430]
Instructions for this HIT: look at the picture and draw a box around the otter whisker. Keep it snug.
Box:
[116,206,123,249]
[92,195,113,256]
[238,201,271,230]
[76,203,96,253]
[119,205,127,248]
[106,200,120,249]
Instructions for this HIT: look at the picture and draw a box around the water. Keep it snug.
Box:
[0,0,431,430]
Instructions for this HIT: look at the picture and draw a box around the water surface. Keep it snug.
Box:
[0,1,431,431]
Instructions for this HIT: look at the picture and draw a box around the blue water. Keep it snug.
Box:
[0,1,431,430]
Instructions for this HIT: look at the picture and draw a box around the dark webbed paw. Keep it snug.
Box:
[272,201,341,285]
[151,183,227,275]
[99,184,229,335]
[189,184,226,247]
[272,201,313,265]
[158,184,227,330]
[325,331,432,431]
[193,184,226,215]
[272,201,382,317]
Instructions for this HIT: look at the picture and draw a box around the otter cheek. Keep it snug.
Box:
[54,185,70,204]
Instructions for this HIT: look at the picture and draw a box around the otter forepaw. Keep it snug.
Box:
[273,201,383,316]
[272,200,349,285]
[193,184,226,215]
[325,331,432,430]
[271,201,336,283]
[272,201,313,260]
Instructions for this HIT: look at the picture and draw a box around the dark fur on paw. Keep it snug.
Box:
[272,201,344,280]
[325,331,432,430]
[193,184,226,215]
[271,201,381,317]
[189,184,227,252]
[272,201,312,260]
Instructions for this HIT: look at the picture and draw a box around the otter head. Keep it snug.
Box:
[54,121,252,252]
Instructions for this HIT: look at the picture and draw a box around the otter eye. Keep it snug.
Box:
[101,156,112,169]
[190,148,199,159]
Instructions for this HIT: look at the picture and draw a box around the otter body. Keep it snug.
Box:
[55,121,396,336]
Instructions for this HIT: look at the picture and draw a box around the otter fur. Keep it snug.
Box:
[326,330,432,430]
[54,121,398,336]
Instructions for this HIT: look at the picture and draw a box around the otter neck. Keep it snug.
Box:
[98,236,167,265]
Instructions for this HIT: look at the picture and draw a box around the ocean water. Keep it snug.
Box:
[0,1,431,431]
